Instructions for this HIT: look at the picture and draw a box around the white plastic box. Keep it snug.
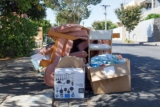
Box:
[54,68,85,99]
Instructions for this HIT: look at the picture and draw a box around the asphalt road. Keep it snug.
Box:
[103,42,160,107]
[53,43,160,107]
[0,42,160,107]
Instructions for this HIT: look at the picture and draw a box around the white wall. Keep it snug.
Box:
[112,19,154,42]
[124,0,136,8]
[142,7,160,18]
[134,0,146,4]
[127,19,154,42]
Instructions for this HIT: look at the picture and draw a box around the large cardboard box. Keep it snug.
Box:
[86,59,131,94]
[54,56,85,99]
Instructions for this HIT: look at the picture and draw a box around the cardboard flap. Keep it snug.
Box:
[57,56,84,70]
[89,60,130,82]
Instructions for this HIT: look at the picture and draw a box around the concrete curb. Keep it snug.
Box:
[142,42,160,46]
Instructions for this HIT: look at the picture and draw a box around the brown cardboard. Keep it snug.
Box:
[86,59,131,94]
[57,56,84,69]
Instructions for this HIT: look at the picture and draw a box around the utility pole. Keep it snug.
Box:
[101,5,110,30]
[82,21,85,26]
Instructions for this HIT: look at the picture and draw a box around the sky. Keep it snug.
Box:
[46,0,132,27]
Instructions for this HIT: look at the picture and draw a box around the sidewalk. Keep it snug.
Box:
[142,42,160,46]
[112,40,160,46]
[0,57,53,107]
[0,89,53,107]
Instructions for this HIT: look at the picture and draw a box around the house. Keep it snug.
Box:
[112,0,160,42]
[125,0,160,18]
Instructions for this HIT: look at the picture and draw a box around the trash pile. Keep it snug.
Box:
[30,24,131,99]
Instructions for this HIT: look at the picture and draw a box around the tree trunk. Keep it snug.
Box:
[128,31,130,40]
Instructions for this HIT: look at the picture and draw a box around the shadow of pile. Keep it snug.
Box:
[0,57,50,95]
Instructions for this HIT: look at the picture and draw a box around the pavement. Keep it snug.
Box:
[142,42,160,46]
[0,41,160,107]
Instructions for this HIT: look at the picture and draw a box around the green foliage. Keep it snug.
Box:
[53,23,58,27]
[144,13,160,20]
[0,0,52,58]
[56,10,81,25]
[0,0,35,14]
[51,0,102,24]
[44,0,102,11]
[26,3,46,20]
[107,21,118,29]
[0,14,39,58]
[32,19,51,35]
[115,4,143,34]
[124,38,132,43]
[0,0,47,20]
[92,20,118,30]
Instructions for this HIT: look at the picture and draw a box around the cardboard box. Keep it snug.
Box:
[54,56,85,99]
[86,59,131,94]
[54,68,85,99]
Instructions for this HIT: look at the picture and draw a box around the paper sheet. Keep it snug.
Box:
[103,66,115,75]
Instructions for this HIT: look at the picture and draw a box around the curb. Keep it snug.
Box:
[143,42,160,46]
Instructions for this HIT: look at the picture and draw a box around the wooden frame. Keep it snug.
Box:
[40,30,79,67]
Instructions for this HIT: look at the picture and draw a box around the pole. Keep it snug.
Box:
[104,7,107,30]
[152,0,154,9]
[101,5,110,30]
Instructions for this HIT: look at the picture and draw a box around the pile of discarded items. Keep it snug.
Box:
[31,24,131,99]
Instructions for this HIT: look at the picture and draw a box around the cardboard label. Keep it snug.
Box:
[103,66,115,75]
[54,68,85,99]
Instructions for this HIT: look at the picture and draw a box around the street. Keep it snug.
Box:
[0,42,160,107]
[103,42,160,107]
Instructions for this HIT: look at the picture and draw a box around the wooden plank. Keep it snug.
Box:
[48,30,78,40]
[112,33,120,38]
[40,59,51,67]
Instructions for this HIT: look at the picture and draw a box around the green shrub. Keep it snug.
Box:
[125,38,132,43]
[31,19,51,36]
[0,14,39,58]
[144,13,160,20]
